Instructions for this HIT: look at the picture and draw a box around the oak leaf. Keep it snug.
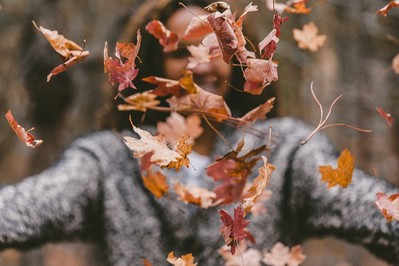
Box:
[145,20,179,52]
[376,107,393,127]
[5,110,43,148]
[242,156,275,215]
[319,148,354,188]
[32,21,90,82]
[375,192,399,222]
[219,206,254,255]
[293,22,326,52]
[157,112,203,144]
[167,251,197,266]
[142,170,169,199]
[262,242,306,266]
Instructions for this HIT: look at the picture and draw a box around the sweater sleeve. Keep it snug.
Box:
[267,117,399,265]
[0,131,122,250]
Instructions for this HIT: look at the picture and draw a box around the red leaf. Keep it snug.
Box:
[5,110,43,148]
[219,206,253,255]
[376,107,393,127]
[244,59,278,95]
[145,20,179,52]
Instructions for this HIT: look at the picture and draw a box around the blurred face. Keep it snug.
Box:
[164,6,232,96]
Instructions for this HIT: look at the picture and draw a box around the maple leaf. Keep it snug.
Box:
[117,91,160,112]
[242,156,276,215]
[262,242,306,266]
[239,97,275,126]
[142,170,169,199]
[5,110,43,148]
[319,148,354,188]
[376,1,399,16]
[375,192,399,222]
[187,44,211,69]
[145,20,179,52]
[157,112,203,144]
[376,107,393,127]
[174,182,218,208]
[164,135,192,171]
[166,251,197,266]
[243,59,278,95]
[218,240,262,266]
[293,22,326,52]
[285,1,312,14]
[104,31,141,94]
[219,206,254,255]
[123,124,181,167]
[183,15,213,40]
[32,21,90,82]
[392,53,399,74]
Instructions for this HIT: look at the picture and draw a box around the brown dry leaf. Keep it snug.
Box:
[157,112,203,144]
[32,21,90,81]
[183,15,213,40]
[167,251,197,266]
[293,22,326,52]
[142,170,169,199]
[165,135,193,171]
[118,91,160,112]
[5,110,43,148]
[174,182,217,209]
[142,76,182,96]
[285,1,312,14]
[242,156,275,215]
[319,148,355,188]
[123,124,181,167]
[145,20,179,52]
[376,1,399,16]
[243,59,278,95]
[239,97,275,126]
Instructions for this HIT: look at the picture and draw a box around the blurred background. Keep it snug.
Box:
[0,0,398,265]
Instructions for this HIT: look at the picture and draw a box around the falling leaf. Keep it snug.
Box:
[143,258,153,266]
[204,1,231,13]
[375,192,399,222]
[262,242,306,266]
[248,189,272,216]
[285,1,312,14]
[392,53,399,74]
[376,107,393,127]
[243,59,278,95]
[376,1,399,16]
[239,97,275,126]
[157,112,203,144]
[174,182,218,208]
[219,206,255,255]
[259,15,288,60]
[145,20,179,52]
[5,110,43,148]
[142,170,169,199]
[123,124,181,167]
[183,15,213,40]
[187,44,211,69]
[104,31,141,94]
[117,91,160,112]
[32,21,90,81]
[142,76,182,96]
[218,240,262,266]
[167,251,197,266]
[164,135,192,171]
[265,0,288,14]
[319,148,354,188]
[293,22,326,52]
[242,156,275,215]
[235,3,258,28]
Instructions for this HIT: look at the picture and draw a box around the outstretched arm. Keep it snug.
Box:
[266,117,398,264]
[0,131,117,250]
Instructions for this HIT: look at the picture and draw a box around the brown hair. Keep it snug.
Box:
[99,0,278,131]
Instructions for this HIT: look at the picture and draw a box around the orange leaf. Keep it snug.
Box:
[165,135,192,171]
[376,1,399,16]
[145,20,179,52]
[117,91,160,112]
[32,21,90,81]
[166,251,197,266]
[5,110,43,148]
[142,170,169,199]
[293,22,326,52]
[142,258,152,266]
[319,148,354,188]
[285,1,312,14]
[174,182,217,209]
[242,156,275,215]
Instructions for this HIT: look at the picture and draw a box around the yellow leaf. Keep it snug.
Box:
[319,148,354,188]
[142,170,169,199]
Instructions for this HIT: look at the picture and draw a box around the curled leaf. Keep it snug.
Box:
[376,1,399,16]
[5,110,43,148]
[145,20,179,52]
[243,59,278,95]
[376,107,393,127]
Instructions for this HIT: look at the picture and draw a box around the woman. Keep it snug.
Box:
[1,0,398,265]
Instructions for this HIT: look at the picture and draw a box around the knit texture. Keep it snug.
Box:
[0,117,397,265]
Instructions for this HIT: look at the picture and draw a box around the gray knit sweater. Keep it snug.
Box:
[0,117,397,265]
